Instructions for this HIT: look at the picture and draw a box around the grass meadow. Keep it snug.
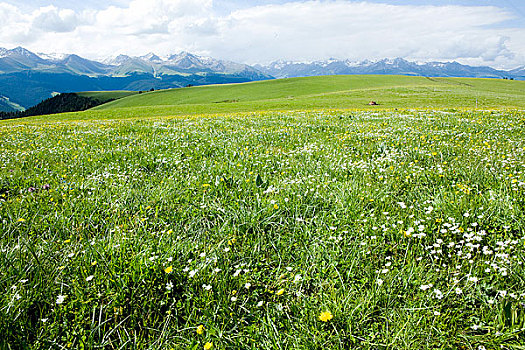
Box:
[1,106,524,349]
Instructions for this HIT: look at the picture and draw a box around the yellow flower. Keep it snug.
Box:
[196,325,204,335]
[276,288,284,296]
[319,311,333,322]
[165,266,173,274]
[273,204,279,209]
[17,218,26,223]
[204,342,213,350]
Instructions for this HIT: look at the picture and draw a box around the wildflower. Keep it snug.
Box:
[433,288,444,299]
[244,283,251,289]
[257,300,264,307]
[86,275,94,282]
[56,295,67,305]
[17,218,26,223]
[164,266,173,274]
[420,284,433,291]
[166,282,173,291]
[376,278,384,286]
[276,288,285,296]
[196,325,204,335]
[203,284,212,291]
[319,311,333,322]
[231,296,237,302]
[204,342,213,350]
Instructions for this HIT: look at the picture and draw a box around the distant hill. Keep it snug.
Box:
[93,75,525,115]
[0,91,137,120]
[0,94,25,112]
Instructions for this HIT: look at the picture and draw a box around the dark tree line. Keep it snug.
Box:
[0,93,111,120]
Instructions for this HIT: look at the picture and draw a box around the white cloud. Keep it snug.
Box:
[32,6,79,33]
[0,0,523,69]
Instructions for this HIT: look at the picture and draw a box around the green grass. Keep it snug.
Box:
[4,75,524,124]
[95,75,525,112]
[1,107,524,349]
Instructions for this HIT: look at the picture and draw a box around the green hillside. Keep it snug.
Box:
[94,75,525,113]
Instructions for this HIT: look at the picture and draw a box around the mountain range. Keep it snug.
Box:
[255,58,525,80]
[0,47,523,112]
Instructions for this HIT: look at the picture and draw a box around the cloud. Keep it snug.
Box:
[32,6,79,33]
[0,0,523,69]
[210,1,519,66]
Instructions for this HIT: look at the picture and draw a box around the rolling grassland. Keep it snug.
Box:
[1,76,524,349]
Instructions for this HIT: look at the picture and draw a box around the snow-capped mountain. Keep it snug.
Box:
[0,47,272,110]
[0,47,270,80]
[256,57,518,80]
[254,58,525,79]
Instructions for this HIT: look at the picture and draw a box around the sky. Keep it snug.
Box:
[0,0,524,69]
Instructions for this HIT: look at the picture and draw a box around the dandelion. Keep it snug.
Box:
[196,325,204,335]
[319,311,333,322]
[164,266,173,274]
[204,342,213,350]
